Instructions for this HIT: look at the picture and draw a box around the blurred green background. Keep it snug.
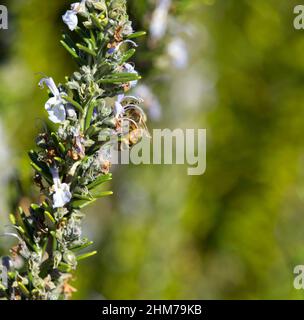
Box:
[1,0,304,299]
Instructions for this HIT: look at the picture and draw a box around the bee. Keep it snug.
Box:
[125,105,150,136]
[129,129,145,145]
[116,97,150,148]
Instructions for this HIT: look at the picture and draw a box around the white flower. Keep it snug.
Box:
[39,77,67,124]
[71,1,86,13]
[45,98,66,124]
[50,167,72,209]
[114,94,125,118]
[62,10,78,31]
[167,37,188,69]
[150,0,171,42]
[62,0,86,31]
[122,22,134,37]
[39,77,60,97]
[123,63,138,88]
[53,183,72,208]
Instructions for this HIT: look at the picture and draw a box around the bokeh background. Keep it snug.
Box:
[1,0,304,299]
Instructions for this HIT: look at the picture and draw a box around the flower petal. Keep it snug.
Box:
[45,97,66,124]
[114,94,125,118]
[39,77,60,97]
[53,183,72,208]
[71,0,86,14]
[62,10,78,31]
[167,38,188,69]
[114,101,124,118]
[123,64,138,88]
[149,0,171,41]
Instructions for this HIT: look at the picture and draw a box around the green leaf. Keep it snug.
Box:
[51,132,66,154]
[84,38,95,51]
[44,211,56,229]
[110,72,140,79]
[90,191,113,199]
[127,31,146,39]
[9,213,16,225]
[30,204,40,210]
[72,194,93,201]
[76,251,97,261]
[58,262,72,273]
[15,225,25,235]
[71,198,97,209]
[0,283,6,291]
[18,282,30,297]
[41,237,49,257]
[121,48,136,63]
[85,125,102,137]
[84,99,97,131]
[75,26,88,39]
[14,208,28,235]
[29,150,52,184]
[30,162,52,185]
[42,201,51,212]
[50,231,57,252]
[60,40,80,59]
[54,156,64,164]
[90,13,103,30]
[62,95,84,114]
[98,73,141,84]
[70,241,94,252]
[14,226,38,253]
[76,43,97,57]
[89,29,97,48]
[87,173,112,190]
[62,33,76,50]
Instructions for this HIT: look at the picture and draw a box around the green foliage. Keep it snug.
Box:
[1,0,304,301]
[0,0,147,300]
[73,0,304,300]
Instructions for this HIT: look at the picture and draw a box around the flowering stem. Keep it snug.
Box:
[0,0,147,300]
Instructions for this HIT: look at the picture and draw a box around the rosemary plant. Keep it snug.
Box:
[0,0,147,300]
